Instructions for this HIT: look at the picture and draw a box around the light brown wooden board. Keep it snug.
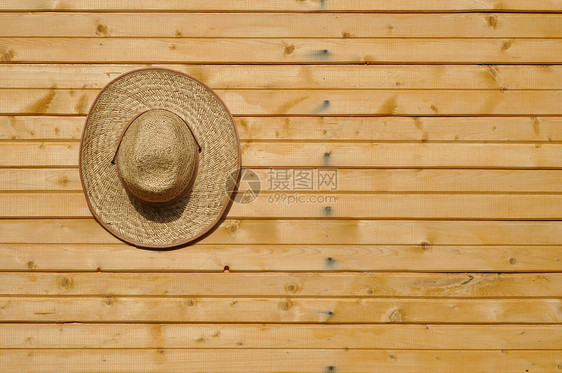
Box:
[1,272,560,297]
[1,0,561,12]
[5,168,562,192]
[2,89,562,115]
[3,116,562,142]
[2,38,562,64]
[1,13,561,38]
[0,296,561,323]
[3,142,562,168]
[1,349,561,373]
[2,219,561,245]
[3,192,562,219]
[1,323,560,349]
[2,65,562,89]
[1,243,560,272]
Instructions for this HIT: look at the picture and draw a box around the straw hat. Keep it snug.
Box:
[80,68,241,248]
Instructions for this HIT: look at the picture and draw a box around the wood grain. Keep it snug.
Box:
[2,65,561,89]
[1,0,560,12]
[2,219,561,245]
[1,323,560,349]
[1,13,561,38]
[5,168,562,192]
[3,192,562,219]
[3,141,562,168]
[1,272,560,297]
[0,296,560,323]
[3,89,562,116]
[0,1,561,368]
[3,116,562,142]
[1,243,560,272]
[2,38,561,64]
[1,349,561,373]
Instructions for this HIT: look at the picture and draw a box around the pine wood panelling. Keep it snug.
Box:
[2,219,561,245]
[1,349,561,373]
[2,89,562,116]
[3,192,562,219]
[1,272,560,297]
[3,142,562,168]
[5,168,562,192]
[2,65,562,89]
[1,0,561,12]
[1,13,561,38]
[1,323,560,349]
[2,38,562,64]
[0,297,560,323]
[1,243,560,272]
[1,3,561,372]
[3,116,562,142]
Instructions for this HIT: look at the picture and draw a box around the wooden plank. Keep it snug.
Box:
[2,272,560,297]
[0,169,83,191]
[1,323,559,349]
[1,0,560,12]
[2,219,561,246]
[1,243,561,272]
[0,296,560,323]
[1,350,560,373]
[5,168,562,193]
[4,116,562,142]
[2,89,562,116]
[241,142,562,168]
[2,13,562,38]
[2,65,562,90]
[3,192,562,219]
[4,142,562,168]
[1,38,562,64]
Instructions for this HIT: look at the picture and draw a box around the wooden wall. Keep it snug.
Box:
[1,1,561,371]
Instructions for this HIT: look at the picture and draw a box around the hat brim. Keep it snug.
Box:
[79,68,241,248]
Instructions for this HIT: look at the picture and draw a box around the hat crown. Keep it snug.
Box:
[116,109,198,205]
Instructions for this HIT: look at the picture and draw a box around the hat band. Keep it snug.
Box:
[112,109,201,206]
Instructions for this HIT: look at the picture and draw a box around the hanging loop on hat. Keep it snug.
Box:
[111,109,202,165]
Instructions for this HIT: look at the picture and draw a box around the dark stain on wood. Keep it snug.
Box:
[363,55,375,63]
[485,65,503,87]
[379,96,397,115]
[284,44,296,55]
[501,40,512,51]
[96,24,109,36]
[314,99,331,113]
[309,49,331,60]
[28,91,56,114]
[58,175,70,187]
[56,275,74,290]
[277,96,307,114]
[0,49,15,62]
[533,117,540,135]
[486,15,498,29]
[75,94,88,114]
[278,299,293,311]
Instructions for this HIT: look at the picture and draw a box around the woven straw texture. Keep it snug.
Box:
[80,69,240,248]
[116,109,199,205]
